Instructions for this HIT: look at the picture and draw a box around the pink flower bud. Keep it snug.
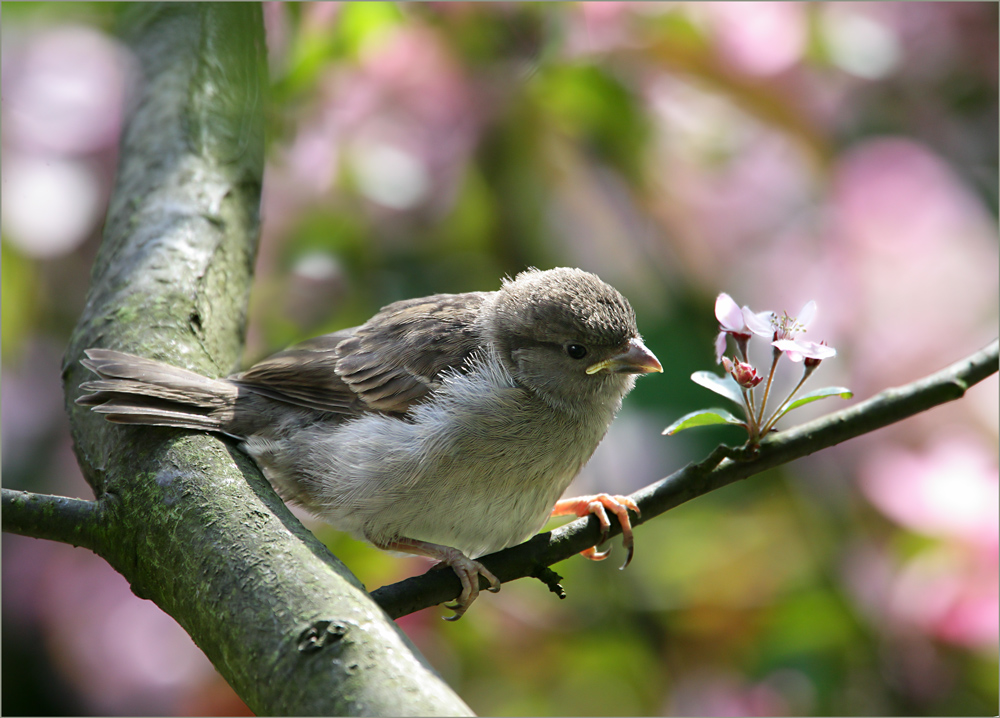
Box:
[723,356,764,388]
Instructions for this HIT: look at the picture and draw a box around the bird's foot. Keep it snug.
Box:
[380,538,500,620]
[551,493,641,569]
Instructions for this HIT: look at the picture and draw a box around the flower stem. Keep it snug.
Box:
[757,353,781,423]
[741,387,758,429]
[760,371,812,435]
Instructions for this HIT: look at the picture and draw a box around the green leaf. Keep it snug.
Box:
[663,408,746,435]
[774,386,853,421]
[690,370,744,406]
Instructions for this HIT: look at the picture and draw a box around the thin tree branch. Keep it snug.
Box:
[1,489,105,552]
[372,338,999,619]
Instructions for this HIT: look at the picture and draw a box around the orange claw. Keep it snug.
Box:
[551,493,641,569]
[580,545,612,561]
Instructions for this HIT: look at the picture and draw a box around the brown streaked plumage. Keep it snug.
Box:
[78,267,662,619]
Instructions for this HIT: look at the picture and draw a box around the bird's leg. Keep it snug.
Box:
[551,493,641,569]
[377,537,501,621]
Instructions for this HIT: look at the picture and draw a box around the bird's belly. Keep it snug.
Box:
[366,400,610,557]
[401,440,585,557]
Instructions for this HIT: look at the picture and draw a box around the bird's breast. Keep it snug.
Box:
[391,360,618,556]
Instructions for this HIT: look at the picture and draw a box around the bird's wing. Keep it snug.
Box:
[232,292,489,416]
[230,330,365,415]
[333,292,489,413]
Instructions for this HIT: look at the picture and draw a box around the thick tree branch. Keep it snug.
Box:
[371,339,999,619]
[41,4,471,716]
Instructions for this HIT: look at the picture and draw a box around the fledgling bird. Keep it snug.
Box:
[77,267,662,619]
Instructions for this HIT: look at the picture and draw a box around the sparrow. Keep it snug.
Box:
[77,267,662,619]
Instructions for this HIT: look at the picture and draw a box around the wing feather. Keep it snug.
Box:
[232,292,489,416]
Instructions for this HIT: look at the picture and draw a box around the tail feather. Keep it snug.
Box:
[90,403,230,433]
[78,378,232,408]
[77,349,239,434]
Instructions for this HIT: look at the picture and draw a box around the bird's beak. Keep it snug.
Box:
[586,337,663,376]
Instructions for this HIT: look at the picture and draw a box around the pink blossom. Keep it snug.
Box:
[743,308,777,338]
[714,293,772,362]
[2,26,130,154]
[715,293,749,362]
[715,293,747,333]
[772,338,837,363]
[566,2,640,56]
[859,436,999,551]
[745,300,816,340]
[844,539,999,652]
[666,668,807,716]
[830,138,998,394]
[858,435,998,650]
[889,546,999,650]
[742,300,835,362]
[704,2,808,77]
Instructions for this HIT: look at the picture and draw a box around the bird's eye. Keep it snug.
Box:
[565,343,588,359]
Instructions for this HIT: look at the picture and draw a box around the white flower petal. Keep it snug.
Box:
[796,300,817,328]
[773,338,836,361]
[715,293,745,330]
[744,308,776,337]
[715,331,729,363]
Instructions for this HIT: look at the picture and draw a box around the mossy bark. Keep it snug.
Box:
[59,4,472,715]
